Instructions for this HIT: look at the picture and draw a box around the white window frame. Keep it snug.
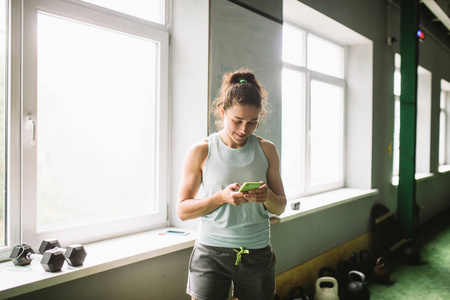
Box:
[440,79,450,171]
[11,0,169,247]
[282,23,346,199]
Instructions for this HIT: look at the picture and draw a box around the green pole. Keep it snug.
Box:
[398,0,419,237]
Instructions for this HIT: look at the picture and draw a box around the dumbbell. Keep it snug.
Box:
[38,239,87,267]
[10,244,66,272]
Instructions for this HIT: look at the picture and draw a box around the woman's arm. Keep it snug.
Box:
[251,138,287,216]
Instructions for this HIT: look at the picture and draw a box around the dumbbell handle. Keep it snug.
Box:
[25,252,43,261]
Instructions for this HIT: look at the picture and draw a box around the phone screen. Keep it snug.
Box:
[238,182,261,192]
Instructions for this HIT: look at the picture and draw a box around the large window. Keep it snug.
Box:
[3,0,169,248]
[392,53,432,183]
[282,23,345,198]
[440,79,450,169]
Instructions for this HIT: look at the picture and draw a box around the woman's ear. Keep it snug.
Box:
[219,106,225,119]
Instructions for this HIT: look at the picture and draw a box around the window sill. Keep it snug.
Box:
[270,188,378,224]
[0,227,197,299]
[391,173,434,186]
[438,165,450,173]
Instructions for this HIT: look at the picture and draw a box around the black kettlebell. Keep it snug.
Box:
[348,252,360,272]
[318,266,339,280]
[290,285,310,300]
[373,257,390,284]
[359,249,375,279]
[336,260,351,295]
[402,239,421,265]
[344,270,370,300]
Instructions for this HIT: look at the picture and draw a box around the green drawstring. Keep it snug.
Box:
[234,247,249,266]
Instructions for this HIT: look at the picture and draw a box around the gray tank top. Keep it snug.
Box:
[198,132,270,249]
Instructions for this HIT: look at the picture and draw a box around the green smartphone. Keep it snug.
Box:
[238,182,262,192]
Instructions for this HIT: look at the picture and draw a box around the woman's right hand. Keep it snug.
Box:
[221,183,249,207]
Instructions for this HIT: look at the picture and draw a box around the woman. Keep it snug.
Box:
[177,69,286,300]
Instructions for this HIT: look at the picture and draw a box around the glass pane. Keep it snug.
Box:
[282,24,304,66]
[0,0,6,246]
[310,80,344,187]
[393,97,401,177]
[37,13,158,231]
[394,70,401,96]
[307,34,344,78]
[281,68,305,196]
[439,110,446,166]
[81,0,165,24]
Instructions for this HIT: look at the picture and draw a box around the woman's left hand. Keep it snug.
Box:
[242,181,269,203]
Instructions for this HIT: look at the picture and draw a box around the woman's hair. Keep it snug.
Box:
[212,68,269,130]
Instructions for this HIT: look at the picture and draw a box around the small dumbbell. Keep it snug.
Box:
[10,244,66,272]
[39,239,87,267]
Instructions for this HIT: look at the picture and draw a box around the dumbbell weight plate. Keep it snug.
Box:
[40,248,65,272]
[64,244,87,266]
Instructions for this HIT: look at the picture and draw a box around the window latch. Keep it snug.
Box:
[26,115,36,145]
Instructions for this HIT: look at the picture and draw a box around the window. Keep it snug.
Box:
[14,0,169,247]
[0,0,6,247]
[81,0,165,24]
[282,23,345,198]
[392,54,401,179]
[440,79,450,169]
[392,53,432,184]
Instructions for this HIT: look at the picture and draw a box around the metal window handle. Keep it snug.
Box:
[26,115,36,145]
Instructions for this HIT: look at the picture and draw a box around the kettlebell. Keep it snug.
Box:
[345,270,370,300]
[290,285,310,300]
[359,249,375,279]
[348,251,360,272]
[336,260,351,288]
[402,239,421,265]
[318,266,339,280]
[314,277,339,300]
[373,257,390,284]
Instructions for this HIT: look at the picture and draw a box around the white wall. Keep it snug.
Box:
[169,0,210,230]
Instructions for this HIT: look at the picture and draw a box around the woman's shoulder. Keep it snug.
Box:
[255,135,276,149]
[254,135,278,158]
[185,137,210,165]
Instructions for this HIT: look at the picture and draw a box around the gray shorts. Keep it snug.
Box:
[186,243,276,300]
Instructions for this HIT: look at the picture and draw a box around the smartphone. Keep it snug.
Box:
[238,182,262,192]
[163,230,189,236]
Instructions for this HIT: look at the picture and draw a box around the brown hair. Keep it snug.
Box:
[212,68,269,130]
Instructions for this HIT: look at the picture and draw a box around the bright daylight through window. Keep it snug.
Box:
[81,0,165,24]
[36,13,158,230]
[282,24,345,198]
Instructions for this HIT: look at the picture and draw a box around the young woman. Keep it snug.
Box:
[177,69,287,300]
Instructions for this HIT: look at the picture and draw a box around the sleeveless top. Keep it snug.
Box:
[198,132,270,249]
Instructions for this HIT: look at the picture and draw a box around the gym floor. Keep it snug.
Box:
[370,206,450,299]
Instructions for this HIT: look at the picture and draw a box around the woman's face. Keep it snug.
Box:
[220,103,260,148]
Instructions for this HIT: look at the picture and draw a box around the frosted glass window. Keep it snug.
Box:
[37,13,158,230]
[310,80,344,187]
[281,68,305,196]
[307,34,344,78]
[282,24,304,66]
[82,0,165,24]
